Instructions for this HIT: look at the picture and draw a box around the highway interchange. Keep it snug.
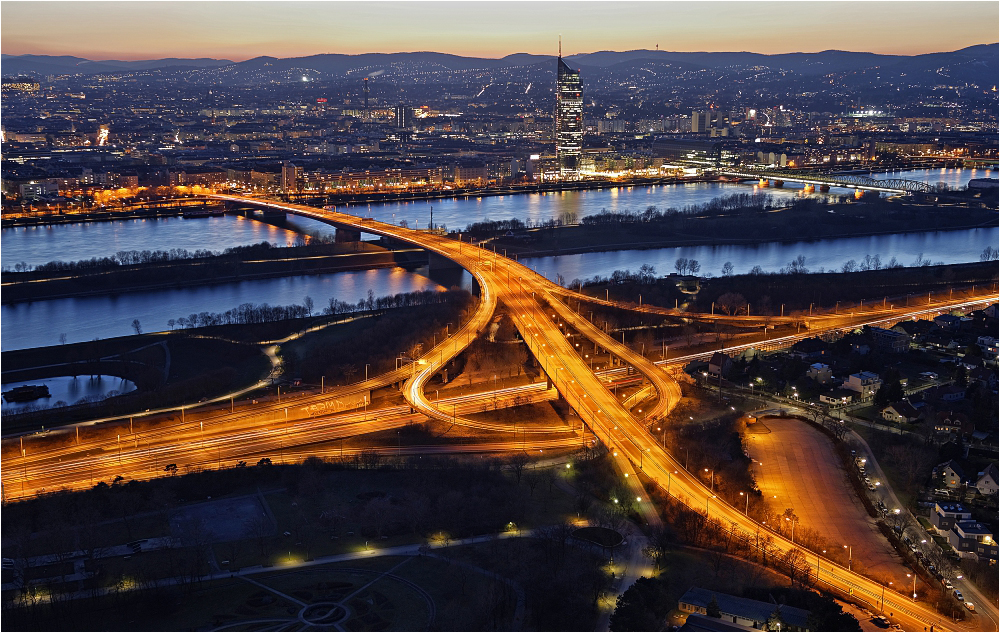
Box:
[3,194,997,631]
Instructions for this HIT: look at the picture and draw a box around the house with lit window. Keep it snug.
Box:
[881,401,921,424]
[936,460,967,489]
[842,372,881,399]
[947,521,998,561]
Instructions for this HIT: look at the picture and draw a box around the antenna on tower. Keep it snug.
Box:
[558,35,562,58]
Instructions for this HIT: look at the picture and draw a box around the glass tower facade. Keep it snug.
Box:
[556,57,583,180]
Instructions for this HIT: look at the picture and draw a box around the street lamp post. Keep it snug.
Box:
[740,491,749,514]
[844,544,852,571]
[704,468,715,491]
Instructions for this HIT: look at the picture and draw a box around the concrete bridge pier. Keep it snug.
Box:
[428,252,464,271]
[335,227,362,243]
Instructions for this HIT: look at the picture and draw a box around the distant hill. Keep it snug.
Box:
[0,54,233,76]
[2,45,995,86]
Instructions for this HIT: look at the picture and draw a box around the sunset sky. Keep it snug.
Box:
[2,1,997,61]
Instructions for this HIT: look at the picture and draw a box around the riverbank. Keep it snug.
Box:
[582,261,999,315]
[487,201,999,258]
[0,175,717,227]
[1,242,426,304]
[1,331,271,434]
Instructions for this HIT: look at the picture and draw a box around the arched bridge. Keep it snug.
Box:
[719,168,933,194]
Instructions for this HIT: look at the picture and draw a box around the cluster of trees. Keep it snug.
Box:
[674,258,702,275]
[324,288,461,315]
[462,218,527,237]
[165,289,466,331]
[840,252,950,273]
[571,264,658,288]
[5,235,368,275]
[580,194,784,228]
[169,302,311,329]
[7,240,322,274]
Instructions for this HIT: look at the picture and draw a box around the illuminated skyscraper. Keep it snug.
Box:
[555,44,583,179]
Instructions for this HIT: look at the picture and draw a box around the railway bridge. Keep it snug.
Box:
[718,167,934,194]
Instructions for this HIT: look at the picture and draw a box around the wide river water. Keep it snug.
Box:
[2,168,995,351]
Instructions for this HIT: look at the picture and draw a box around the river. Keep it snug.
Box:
[521,227,999,283]
[1,267,448,351]
[1,168,993,351]
[3,168,989,269]
[1,375,136,413]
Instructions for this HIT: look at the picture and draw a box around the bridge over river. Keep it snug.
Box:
[718,168,934,194]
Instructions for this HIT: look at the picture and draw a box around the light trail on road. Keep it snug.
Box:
[4,193,995,631]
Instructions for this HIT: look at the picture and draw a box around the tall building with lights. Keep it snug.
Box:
[555,47,583,179]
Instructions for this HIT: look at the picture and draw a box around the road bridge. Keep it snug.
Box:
[201,195,969,631]
[718,168,934,194]
[4,195,987,631]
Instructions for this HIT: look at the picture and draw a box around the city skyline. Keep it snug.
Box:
[2,1,998,61]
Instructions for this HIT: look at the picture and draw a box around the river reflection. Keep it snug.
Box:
[522,227,999,284]
[2,168,992,351]
[1,267,448,351]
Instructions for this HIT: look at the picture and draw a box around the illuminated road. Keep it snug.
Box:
[4,194,995,631]
[209,196,997,631]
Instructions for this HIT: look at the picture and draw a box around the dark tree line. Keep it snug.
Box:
[5,236,354,275]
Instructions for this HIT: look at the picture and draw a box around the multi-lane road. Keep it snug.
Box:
[201,196,993,631]
[4,194,996,631]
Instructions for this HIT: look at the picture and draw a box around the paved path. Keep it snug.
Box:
[746,416,911,587]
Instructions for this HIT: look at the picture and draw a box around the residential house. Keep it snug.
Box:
[819,388,855,406]
[790,337,828,360]
[947,521,998,561]
[892,319,936,339]
[881,401,921,424]
[933,411,972,436]
[678,587,812,632]
[806,363,833,385]
[985,303,998,319]
[708,352,733,378]
[923,332,957,350]
[975,463,999,496]
[925,385,966,405]
[934,314,964,331]
[932,502,972,531]
[679,612,757,631]
[976,336,998,359]
[842,372,882,399]
[969,367,998,390]
[937,460,967,489]
[866,326,910,354]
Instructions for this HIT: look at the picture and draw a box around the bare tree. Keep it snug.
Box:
[716,292,748,316]
[508,453,530,485]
